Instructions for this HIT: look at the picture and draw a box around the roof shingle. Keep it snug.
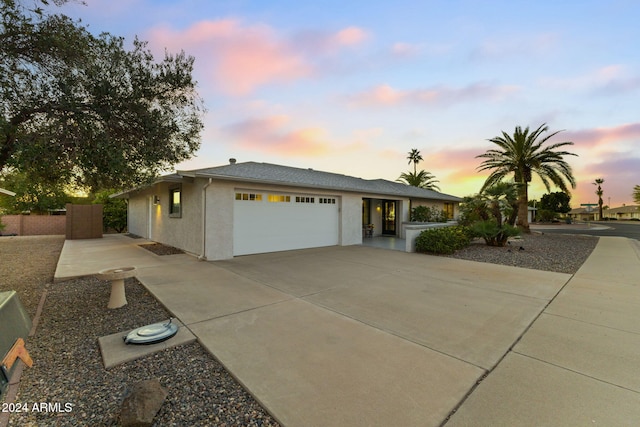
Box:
[180,162,461,201]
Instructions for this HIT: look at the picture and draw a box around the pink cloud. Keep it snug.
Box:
[221,116,331,156]
[347,82,520,108]
[564,122,640,146]
[146,20,368,95]
[333,26,369,46]
[147,19,310,95]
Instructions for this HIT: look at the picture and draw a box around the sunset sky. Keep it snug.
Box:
[60,0,640,207]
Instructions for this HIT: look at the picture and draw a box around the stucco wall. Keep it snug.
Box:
[126,180,203,255]
[127,192,150,238]
[154,180,202,255]
[340,194,364,245]
[204,181,235,261]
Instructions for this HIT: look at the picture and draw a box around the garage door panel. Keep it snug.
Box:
[233,193,339,256]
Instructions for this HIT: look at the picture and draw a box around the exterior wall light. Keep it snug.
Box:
[153,195,160,205]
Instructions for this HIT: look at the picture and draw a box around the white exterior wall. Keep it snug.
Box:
[340,194,364,245]
[204,182,235,261]
[126,180,203,255]
[127,189,151,238]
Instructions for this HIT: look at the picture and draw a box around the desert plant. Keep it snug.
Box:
[461,182,521,246]
[415,225,472,254]
[470,220,520,247]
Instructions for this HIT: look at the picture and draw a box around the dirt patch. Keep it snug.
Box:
[0,235,65,317]
[138,242,184,255]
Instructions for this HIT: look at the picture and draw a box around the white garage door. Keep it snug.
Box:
[233,191,339,256]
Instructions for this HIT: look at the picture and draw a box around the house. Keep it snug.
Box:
[568,204,640,221]
[114,160,462,260]
[605,205,640,220]
[568,207,596,221]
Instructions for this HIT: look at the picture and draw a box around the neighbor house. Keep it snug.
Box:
[605,205,640,220]
[567,207,596,221]
[114,160,462,260]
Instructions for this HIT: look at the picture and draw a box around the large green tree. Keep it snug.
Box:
[634,185,640,204]
[1,0,204,190]
[477,123,577,233]
[0,169,68,213]
[539,191,571,214]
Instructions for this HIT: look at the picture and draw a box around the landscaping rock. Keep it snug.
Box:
[120,379,168,427]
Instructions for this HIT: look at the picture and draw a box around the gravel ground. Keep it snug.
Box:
[445,232,598,274]
[0,236,280,427]
[1,232,598,426]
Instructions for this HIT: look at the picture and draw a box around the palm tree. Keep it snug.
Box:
[407,148,423,174]
[593,178,604,220]
[397,170,440,191]
[477,123,577,233]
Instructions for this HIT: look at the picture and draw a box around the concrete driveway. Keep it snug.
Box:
[54,236,640,426]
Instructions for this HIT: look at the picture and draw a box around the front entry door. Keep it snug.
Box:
[382,200,396,235]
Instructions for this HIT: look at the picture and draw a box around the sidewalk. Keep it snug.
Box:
[54,235,640,426]
[446,236,640,425]
[530,222,611,231]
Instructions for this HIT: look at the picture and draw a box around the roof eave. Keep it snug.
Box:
[189,171,462,202]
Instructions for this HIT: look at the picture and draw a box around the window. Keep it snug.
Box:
[169,186,181,218]
[235,192,262,201]
[295,196,315,203]
[319,198,336,204]
[268,194,291,203]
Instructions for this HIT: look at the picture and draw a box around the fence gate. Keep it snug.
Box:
[65,204,103,239]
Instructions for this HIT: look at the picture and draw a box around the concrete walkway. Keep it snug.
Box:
[54,235,640,426]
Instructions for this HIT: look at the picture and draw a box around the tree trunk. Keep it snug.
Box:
[516,183,530,233]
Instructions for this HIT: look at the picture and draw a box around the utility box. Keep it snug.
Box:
[0,291,32,397]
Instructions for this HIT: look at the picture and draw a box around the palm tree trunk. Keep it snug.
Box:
[517,183,530,233]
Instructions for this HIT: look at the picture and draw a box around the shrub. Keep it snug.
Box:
[415,225,472,255]
[536,209,556,222]
[411,205,448,222]
[93,190,127,233]
[470,220,520,247]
